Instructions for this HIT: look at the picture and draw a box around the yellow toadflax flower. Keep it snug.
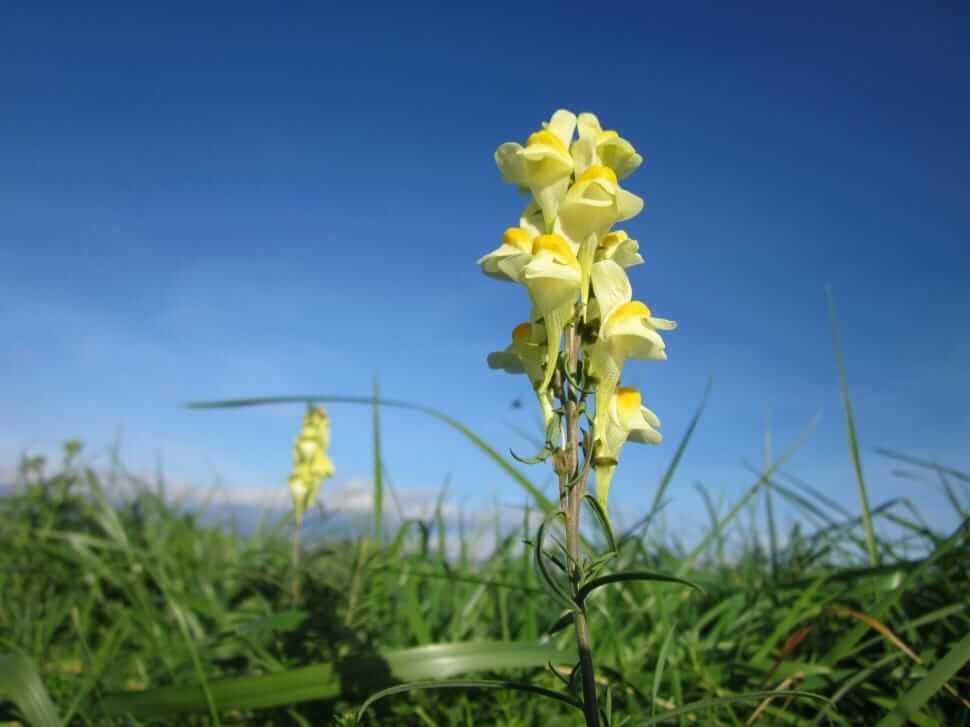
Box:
[487,322,556,430]
[558,165,644,252]
[482,107,676,524]
[594,386,662,512]
[495,110,577,229]
[587,259,674,446]
[288,405,334,526]
[596,230,644,268]
[571,112,643,181]
[521,234,582,390]
[477,226,536,281]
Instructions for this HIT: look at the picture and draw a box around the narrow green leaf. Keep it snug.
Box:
[678,413,818,577]
[874,630,970,727]
[576,570,701,605]
[0,653,62,727]
[826,286,878,566]
[583,494,617,555]
[509,446,554,465]
[807,653,904,726]
[545,611,575,636]
[651,628,677,718]
[533,512,576,611]
[821,519,967,669]
[876,448,970,484]
[372,378,383,543]
[102,641,571,717]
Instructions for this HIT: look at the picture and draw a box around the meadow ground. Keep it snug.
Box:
[1,416,968,726]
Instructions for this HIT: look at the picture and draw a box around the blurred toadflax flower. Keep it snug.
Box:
[288,405,334,526]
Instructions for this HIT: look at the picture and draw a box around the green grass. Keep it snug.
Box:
[2,422,968,726]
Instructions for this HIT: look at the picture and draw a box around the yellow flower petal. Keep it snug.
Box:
[518,133,573,187]
[616,188,644,222]
[649,316,678,331]
[495,252,531,283]
[296,437,319,459]
[577,112,602,138]
[615,386,642,421]
[641,405,661,429]
[571,112,603,178]
[531,234,580,267]
[628,427,662,444]
[597,132,643,180]
[487,349,525,374]
[558,166,638,246]
[575,165,618,188]
[525,129,569,157]
[522,255,581,316]
[544,108,577,147]
[477,226,540,281]
[512,322,531,342]
[495,142,526,185]
[590,260,632,327]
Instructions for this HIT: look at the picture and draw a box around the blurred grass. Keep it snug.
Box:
[1,424,967,725]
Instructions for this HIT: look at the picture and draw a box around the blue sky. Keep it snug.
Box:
[2,2,968,538]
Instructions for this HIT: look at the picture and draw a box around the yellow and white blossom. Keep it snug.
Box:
[477,226,535,281]
[571,112,643,180]
[596,230,644,268]
[288,405,334,526]
[495,110,577,229]
[594,386,662,512]
[487,322,556,429]
[521,234,582,390]
[587,259,674,443]
[476,199,554,283]
[557,165,644,252]
[487,322,544,382]
[483,108,675,521]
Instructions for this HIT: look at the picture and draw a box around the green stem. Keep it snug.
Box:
[344,537,369,626]
[559,324,600,727]
[567,489,599,727]
[291,519,302,601]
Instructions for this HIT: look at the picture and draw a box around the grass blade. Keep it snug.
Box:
[876,448,970,484]
[678,414,818,576]
[372,378,383,543]
[576,570,701,605]
[101,641,570,718]
[826,286,878,566]
[874,630,970,727]
[651,627,676,718]
[0,653,62,727]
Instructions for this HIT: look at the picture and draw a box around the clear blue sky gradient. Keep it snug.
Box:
[3,2,968,536]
